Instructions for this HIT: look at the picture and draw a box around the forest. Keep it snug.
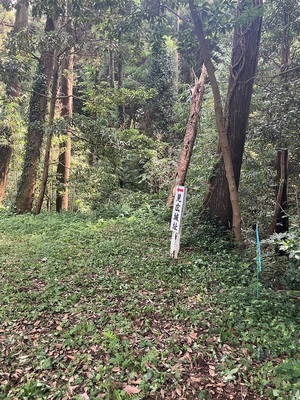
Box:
[0,0,300,399]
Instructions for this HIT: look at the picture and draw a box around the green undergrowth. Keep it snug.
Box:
[0,207,299,400]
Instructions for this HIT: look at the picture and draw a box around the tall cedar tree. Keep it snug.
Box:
[189,0,242,240]
[56,51,74,211]
[0,1,28,203]
[202,0,263,228]
[15,17,55,213]
[35,52,60,214]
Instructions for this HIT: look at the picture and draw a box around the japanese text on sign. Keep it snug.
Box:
[170,186,186,233]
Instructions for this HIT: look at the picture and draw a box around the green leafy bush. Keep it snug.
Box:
[269,359,300,398]
[263,222,300,290]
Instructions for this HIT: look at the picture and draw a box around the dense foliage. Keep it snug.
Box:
[0,0,298,227]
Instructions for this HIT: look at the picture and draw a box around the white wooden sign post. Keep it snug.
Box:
[170,185,187,259]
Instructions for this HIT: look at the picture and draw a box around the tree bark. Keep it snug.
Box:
[7,1,29,98]
[0,1,28,204]
[167,64,207,206]
[118,32,125,128]
[281,7,291,84]
[15,17,55,213]
[109,47,115,88]
[0,145,12,204]
[202,0,263,227]
[189,0,242,241]
[266,6,291,235]
[35,54,60,215]
[56,52,74,212]
[267,149,288,236]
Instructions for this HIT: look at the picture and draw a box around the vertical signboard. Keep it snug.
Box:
[170,186,187,259]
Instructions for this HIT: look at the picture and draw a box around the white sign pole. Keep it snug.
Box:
[170,186,187,259]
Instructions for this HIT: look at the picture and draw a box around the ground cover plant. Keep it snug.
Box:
[1,204,300,400]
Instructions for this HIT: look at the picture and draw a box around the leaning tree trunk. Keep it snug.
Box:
[167,64,207,206]
[56,52,74,212]
[0,1,28,204]
[15,17,55,213]
[202,0,263,227]
[189,0,242,241]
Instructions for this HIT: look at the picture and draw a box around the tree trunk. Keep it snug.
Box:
[267,149,288,236]
[266,6,291,235]
[281,7,291,88]
[267,8,291,235]
[15,17,55,214]
[118,57,125,127]
[189,0,242,241]
[167,64,207,206]
[0,1,28,204]
[7,1,29,98]
[109,47,115,88]
[202,0,263,227]
[35,54,60,215]
[118,31,125,128]
[0,145,12,203]
[56,52,74,212]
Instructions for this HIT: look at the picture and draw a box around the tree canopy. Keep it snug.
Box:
[0,0,298,232]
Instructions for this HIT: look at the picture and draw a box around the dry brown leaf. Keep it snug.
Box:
[124,385,141,395]
[175,386,182,396]
[130,379,142,385]
[189,332,197,340]
[190,376,202,383]
[208,365,217,377]
[241,347,250,357]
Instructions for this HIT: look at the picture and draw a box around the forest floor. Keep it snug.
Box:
[0,208,300,400]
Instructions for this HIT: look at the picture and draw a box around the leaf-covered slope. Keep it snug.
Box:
[0,211,299,399]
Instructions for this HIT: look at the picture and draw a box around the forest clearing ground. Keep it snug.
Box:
[0,211,299,400]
